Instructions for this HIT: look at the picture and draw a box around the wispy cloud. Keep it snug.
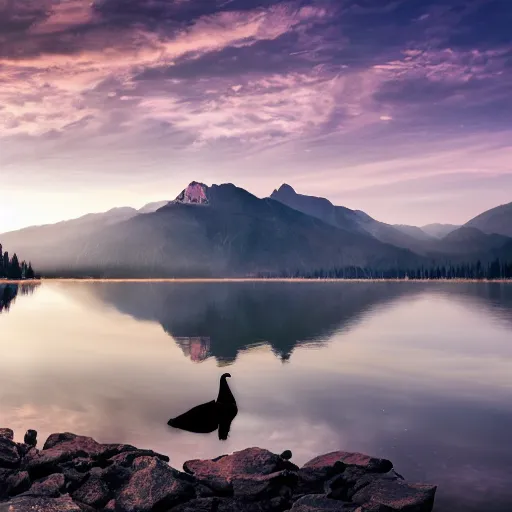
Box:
[0,2,330,137]
[0,0,511,231]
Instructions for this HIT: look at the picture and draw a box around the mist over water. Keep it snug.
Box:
[1,281,511,511]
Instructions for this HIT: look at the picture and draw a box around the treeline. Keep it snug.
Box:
[258,259,512,280]
[0,243,36,280]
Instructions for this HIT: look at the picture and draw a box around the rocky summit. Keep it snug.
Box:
[0,428,437,512]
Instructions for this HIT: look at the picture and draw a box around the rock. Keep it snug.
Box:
[170,497,221,512]
[25,429,38,447]
[297,452,393,495]
[116,456,195,512]
[0,430,436,512]
[95,462,132,491]
[0,437,21,469]
[0,469,13,499]
[303,452,393,475]
[61,467,88,494]
[104,499,116,511]
[221,497,289,512]
[74,502,97,512]
[291,494,356,511]
[105,448,170,467]
[42,433,169,464]
[280,450,293,461]
[231,470,297,500]
[5,471,31,496]
[16,443,35,459]
[25,473,66,497]
[0,495,82,512]
[25,448,71,479]
[184,447,298,488]
[43,433,90,450]
[351,479,437,512]
[326,467,398,502]
[183,449,300,505]
[71,473,111,508]
[171,497,290,512]
[0,428,14,441]
[195,483,216,498]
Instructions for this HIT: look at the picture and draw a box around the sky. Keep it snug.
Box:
[0,0,511,233]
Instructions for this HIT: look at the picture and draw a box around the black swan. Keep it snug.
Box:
[167,373,238,440]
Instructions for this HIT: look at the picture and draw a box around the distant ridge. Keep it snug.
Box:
[0,181,419,277]
[421,223,460,239]
[1,181,511,278]
[465,201,512,237]
[270,184,433,252]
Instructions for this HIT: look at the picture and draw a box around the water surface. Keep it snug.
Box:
[1,281,511,511]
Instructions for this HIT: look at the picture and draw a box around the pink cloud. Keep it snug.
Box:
[374,47,507,84]
[138,71,341,143]
[29,0,97,35]
[0,3,329,137]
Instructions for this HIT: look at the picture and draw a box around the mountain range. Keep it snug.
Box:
[1,181,511,277]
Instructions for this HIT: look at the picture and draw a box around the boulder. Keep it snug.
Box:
[0,437,21,468]
[184,447,297,491]
[25,473,66,497]
[60,467,89,494]
[0,431,436,512]
[43,433,169,463]
[25,448,72,479]
[43,433,101,452]
[71,472,111,508]
[104,448,170,466]
[351,479,437,512]
[303,452,393,475]
[291,494,356,511]
[16,443,35,459]
[0,428,14,441]
[297,452,393,495]
[170,497,290,512]
[104,499,116,511]
[184,448,300,500]
[25,429,38,447]
[231,470,297,500]
[280,450,293,461]
[170,497,221,512]
[115,456,195,512]
[325,468,370,501]
[215,497,289,512]
[74,502,97,512]
[0,495,82,512]
[5,470,31,497]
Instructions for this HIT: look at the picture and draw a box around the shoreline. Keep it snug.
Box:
[0,428,437,512]
[2,277,512,284]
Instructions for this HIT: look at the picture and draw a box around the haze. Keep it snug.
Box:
[1,0,511,233]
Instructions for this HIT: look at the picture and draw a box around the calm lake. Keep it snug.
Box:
[1,281,511,511]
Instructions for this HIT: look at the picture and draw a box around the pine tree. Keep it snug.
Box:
[3,251,9,277]
[10,253,22,279]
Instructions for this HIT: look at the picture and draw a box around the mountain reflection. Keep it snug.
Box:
[90,282,422,364]
[174,337,211,362]
[0,283,40,314]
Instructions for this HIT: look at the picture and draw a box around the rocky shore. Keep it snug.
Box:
[0,428,436,512]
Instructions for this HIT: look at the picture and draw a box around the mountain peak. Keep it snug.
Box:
[174,182,210,205]
[274,183,296,196]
